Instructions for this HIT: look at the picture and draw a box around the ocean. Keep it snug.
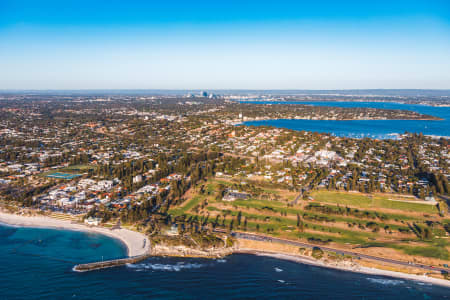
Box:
[0,224,449,299]
[241,101,450,139]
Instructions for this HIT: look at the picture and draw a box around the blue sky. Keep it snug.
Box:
[1,0,449,90]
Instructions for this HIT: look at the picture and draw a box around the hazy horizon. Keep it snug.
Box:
[1,0,450,89]
[1,88,450,97]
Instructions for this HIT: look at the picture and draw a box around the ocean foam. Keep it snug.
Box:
[127,262,205,272]
[367,278,405,286]
[415,281,432,286]
[275,267,283,272]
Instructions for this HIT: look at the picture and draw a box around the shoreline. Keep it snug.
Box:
[237,100,450,108]
[235,249,450,288]
[0,211,150,257]
[0,211,449,288]
[148,242,450,288]
[233,118,443,126]
[235,116,444,124]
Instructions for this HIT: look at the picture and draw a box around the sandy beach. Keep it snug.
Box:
[237,249,450,288]
[0,211,449,288]
[0,211,150,257]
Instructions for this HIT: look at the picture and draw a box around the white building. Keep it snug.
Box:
[84,217,101,226]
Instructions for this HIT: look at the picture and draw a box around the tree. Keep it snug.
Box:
[229,219,234,233]
[297,213,304,232]
[237,211,242,226]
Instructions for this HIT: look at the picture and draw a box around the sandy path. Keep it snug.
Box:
[0,211,149,257]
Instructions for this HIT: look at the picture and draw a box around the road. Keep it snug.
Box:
[231,231,450,274]
[290,187,310,205]
[290,190,302,205]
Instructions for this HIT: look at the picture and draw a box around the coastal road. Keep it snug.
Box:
[231,231,450,274]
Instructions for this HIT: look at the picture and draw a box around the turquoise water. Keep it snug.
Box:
[242,101,450,138]
[45,172,82,179]
[0,224,449,299]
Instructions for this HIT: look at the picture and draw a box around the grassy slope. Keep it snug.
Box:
[169,178,449,260]
[311,190,438,214]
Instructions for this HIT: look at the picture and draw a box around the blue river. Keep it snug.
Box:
[0,224,449,299]
[242,101,450,139]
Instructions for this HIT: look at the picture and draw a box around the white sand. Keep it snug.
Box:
[238,249,450,288]
[0,211,150,257]
[1,211,448,288]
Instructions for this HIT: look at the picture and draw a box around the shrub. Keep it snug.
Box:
[312,247,324,259]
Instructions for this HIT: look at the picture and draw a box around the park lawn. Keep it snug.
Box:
[311,191,438,214]
[184,200,448,261]
[238,219,371,245]
[245,181,297,201]
[204,179,228,193]
[205,204,382,244]
[400,245,449,260]
[63,164,97,171]
[225,203,412,235]
[169,195,205,216]
[189,203,448,259]
[242,217,443,256]
[389,240,450,260]
[306,203,426,223]
[375,198,437,214]
[258,185,295,196]
[311,191,379,207]
[169,179,224,216]
[206,182,216,194]
[230,198,289,209]
[209,199,414,233]
[213,179,234,186]
[38,164,96,177]
[172,179,447,260]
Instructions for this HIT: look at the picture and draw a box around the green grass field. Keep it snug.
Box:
[39,164,96,177]
[63,164,97,171]
[167,179,449,260]
[311,191,438,214]
[169,195,205,216]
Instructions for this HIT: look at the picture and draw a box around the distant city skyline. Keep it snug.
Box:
[1,0,449,90]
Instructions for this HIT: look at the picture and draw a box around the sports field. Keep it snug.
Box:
[45,172,82,180]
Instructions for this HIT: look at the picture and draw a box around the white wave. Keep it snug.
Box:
[127,262,205,272]
[277,280,285,283]
[367,278,405,285]
[415,281,432,286]
[216,259,227,263]
[274,267,283,272]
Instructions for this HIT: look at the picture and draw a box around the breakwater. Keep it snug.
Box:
[73,253,151,272]
[73,245,235,272]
